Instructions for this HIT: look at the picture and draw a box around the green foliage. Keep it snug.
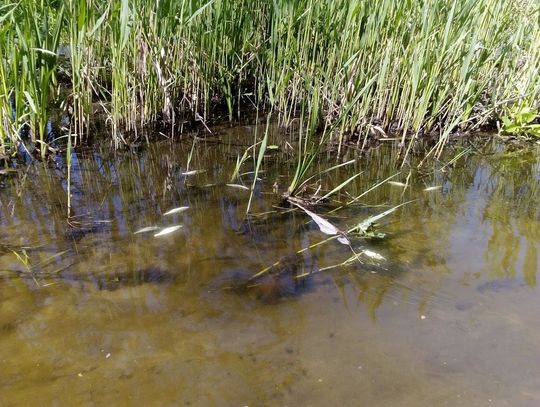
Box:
[0,0,64,156]
[0,0,539,156]
[501,105,540,138]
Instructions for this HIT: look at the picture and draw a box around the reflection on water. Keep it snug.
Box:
[1,127,539,406]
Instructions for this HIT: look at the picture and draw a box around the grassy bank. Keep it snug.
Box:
[1,0,539,157]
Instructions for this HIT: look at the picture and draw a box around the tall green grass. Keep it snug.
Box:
[0,0,539,157]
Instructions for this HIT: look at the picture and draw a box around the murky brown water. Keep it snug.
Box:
[1,126,539,406]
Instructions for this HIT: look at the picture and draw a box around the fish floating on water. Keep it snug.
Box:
[163,206,189,216]
[154,225,182,237]
[134,226,160,234]
[388,181,407,187]
[423,186,442,192]
[226,183,249,191]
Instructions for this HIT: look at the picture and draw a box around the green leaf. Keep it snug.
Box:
[521,109,537,125]
[119,0,132,49]
[502,123,519,134]
[23,91,37,114]
[351,200,415,235]
[187,0,216,24]
[89,6,110,37]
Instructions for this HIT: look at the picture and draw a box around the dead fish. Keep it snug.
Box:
[423,186,442,192]
[388,181,407,187]
[362,249,385,261]
[181,170,205,176]
[134,226,160,234]
[291,201,350,245]
[0,168,19,175]
[163,206,189,216]
[154,225,182,237]
[226,183,249,191]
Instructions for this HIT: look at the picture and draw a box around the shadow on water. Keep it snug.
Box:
[1,125,540,405]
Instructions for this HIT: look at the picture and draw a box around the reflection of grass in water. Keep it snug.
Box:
[3,245,74,288]
[254,200,413,277]
[3,127,538,317]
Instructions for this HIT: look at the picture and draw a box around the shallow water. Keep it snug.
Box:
[1,127,539,406]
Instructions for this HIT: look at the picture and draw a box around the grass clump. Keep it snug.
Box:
[0,0,539,157]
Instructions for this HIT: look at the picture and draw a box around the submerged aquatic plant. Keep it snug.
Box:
[253,198,414,280]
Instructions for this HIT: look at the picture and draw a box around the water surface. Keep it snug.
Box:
[1,127,540,406]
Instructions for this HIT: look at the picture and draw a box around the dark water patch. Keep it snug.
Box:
[222,254,314,303]
[63,220,112,242]
[60,266,176,291]
[476,279,529,294]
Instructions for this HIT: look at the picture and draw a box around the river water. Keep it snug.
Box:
[1,126,539,406]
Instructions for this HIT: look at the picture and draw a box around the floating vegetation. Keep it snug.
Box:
[317,250,386,273]
[253,199,415,281]
[352,201,415,236]
[230,146,253,182]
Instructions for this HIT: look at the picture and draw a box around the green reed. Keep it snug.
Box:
[0,0,539,158]
[0,1,63,156]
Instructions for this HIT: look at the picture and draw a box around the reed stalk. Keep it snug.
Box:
[0,0,538,158]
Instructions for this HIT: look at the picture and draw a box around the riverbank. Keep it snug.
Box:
[1,0,539,159]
